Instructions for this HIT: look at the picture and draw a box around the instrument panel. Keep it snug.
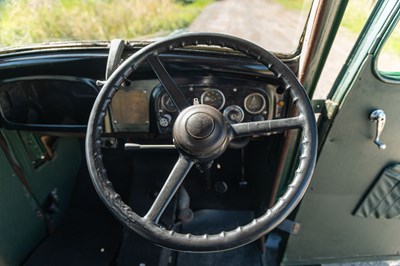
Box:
[154,80,286,135]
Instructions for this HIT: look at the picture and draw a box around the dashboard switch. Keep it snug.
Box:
[159,114,172,128]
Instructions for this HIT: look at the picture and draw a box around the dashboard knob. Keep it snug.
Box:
[159,114,172,128]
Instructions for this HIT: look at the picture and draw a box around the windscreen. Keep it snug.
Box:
[0,0,312,53]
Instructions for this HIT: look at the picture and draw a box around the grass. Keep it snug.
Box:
[382,24,400,55]
[340,1,373,34]
[338,0,400,57]
[275,0,374,33]
[274,0,399,56]
[274,0,312,11]
[0,0,212,47]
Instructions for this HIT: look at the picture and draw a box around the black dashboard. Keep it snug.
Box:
[152,77,286,135]
[0,45,295,136]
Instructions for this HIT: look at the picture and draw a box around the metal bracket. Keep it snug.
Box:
[19,132,50,168]
[101,137,118,148]
[311,99,325,114]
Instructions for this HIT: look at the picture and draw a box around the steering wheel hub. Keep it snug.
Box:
[185,112,215,139]
[173,105,229,161]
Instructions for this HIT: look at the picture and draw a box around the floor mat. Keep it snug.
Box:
[116,150,178,266]
[176,209,264,266]
[24,209,122,266]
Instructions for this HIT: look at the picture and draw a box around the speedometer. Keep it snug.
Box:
[200,89,225,110]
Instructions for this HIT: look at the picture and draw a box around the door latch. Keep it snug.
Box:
[369,109,387,150]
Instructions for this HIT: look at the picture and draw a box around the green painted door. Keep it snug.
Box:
[284,2,400,265]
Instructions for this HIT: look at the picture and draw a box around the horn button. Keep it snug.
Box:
[186,113,215,139]
[173,105,229,161]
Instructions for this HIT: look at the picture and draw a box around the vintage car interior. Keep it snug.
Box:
[0,0,399,265]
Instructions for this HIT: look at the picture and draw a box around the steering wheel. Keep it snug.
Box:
[85,33,317,252]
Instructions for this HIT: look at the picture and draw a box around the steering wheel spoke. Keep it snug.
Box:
[230,115,304,138]
[147,55,190,112]
[144,156,194,223]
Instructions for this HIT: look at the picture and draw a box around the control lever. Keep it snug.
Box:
[125,143,176,150]
[369,109,387,150]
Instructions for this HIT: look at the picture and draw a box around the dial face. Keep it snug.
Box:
[244,92,266,114]
[161,93,177,112]
[223,105,244,124]
[200,89,225,110]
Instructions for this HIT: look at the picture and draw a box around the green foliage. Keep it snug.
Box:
[341,1,399,56]
[273,0,399,55]
[383,25,400,55]
[340,1,372,34]
[378,23,400,73]
[274,0,311,11]
[0,0,212,47]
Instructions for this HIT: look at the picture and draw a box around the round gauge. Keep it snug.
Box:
[244,92,266,114]
[223,105,244,124]
[161,93,177,112]
[200,89,225,110]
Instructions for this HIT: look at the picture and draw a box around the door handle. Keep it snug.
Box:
[369,109,387,150]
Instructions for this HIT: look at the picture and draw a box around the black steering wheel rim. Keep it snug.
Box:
[85,33,317,252]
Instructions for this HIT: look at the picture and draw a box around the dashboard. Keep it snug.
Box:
[152,77,286,135]
[104,75,288,136]
[0,47,293,136]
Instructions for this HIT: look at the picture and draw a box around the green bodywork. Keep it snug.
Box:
[284,55,400,264]
[284,1,400,264]
[0,130,81,265]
